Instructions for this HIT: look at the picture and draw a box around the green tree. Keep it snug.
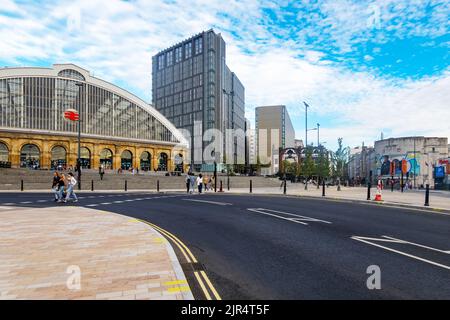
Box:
[301,147,315,179]
[317,150,330,180]
[331,138,350,180]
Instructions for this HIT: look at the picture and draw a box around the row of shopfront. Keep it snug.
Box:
[0,132,185,172]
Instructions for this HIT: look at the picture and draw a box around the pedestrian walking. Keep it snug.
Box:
[65,172,78,203]
[51,172,60,202]
[185,172,191,194]
[202,174,208,192]
[197,174,203,194]
[99,164,105,180]
[189,174,196,194]
[57,174,66,203]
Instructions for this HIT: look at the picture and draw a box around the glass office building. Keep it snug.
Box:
[0,64,188,171]
[152,30,245,171]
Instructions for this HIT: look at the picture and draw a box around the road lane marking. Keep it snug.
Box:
[167,286,191,293]
[1,203,15,205]
[182,199,232,206]
[247,208,332,225]
[381,236,450,254]
[164,280,188,286]
[194,271,212,300]
[138,219,221,300]
[199,270,221,300]
[352,235,450,270]
[86,204,99,207]
[19,201,32,204]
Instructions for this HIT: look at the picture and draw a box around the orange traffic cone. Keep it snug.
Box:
[374,180,383,201]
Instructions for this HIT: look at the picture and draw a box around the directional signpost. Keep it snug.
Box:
[64,108,81,190]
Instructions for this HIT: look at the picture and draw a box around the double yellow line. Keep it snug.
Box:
[138,219,221,300]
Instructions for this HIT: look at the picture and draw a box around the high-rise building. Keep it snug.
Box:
[152,30,245,171]
[255,105,295,175]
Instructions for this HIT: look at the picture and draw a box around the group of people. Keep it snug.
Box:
[51,172,78,203]
[185,172,214,194]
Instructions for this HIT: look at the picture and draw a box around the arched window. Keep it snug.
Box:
[0,142,9,162]
[121,150,133,170]
[140,151,152,171]
[57,69,85,81]
[100,148,113,169]
[20,144,40,169]
[80,147,91,169]
[51,146,67,170]
[158,152,168,171]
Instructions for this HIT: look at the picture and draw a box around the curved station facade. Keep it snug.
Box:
[0,64,188,171]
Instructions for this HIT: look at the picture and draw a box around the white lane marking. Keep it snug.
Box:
[86,204,99,207]
[100,202,112,205]
[135,198,144,201]
[2,203,15,205]
[352,235,450,270]
[19,201,32,204]
[247,208,332,225]
[182,199,232,206]
[124,199,134,202]
[113,201,124,204]
[98,195,105,198]
[36,200,48,202]
[381,235,450,254]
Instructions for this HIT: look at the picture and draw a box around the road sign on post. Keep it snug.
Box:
[64,108,81,190]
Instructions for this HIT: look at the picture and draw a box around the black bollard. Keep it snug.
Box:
[157,180,160,193]
[283,178,287,195]
[91,180,94,191]
[322,180,326,197]
[367,182,371,200]
[21,179,24,191]
[219,180,223,192]
[227,177,230,191]
[424,184,430,207]
[250,180,253,193]
[125,180,127,192]
[401,172,404,193]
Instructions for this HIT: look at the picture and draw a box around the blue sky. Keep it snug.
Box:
[0,0,449,149]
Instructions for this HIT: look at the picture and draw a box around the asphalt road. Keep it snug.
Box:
[1,191,449,300]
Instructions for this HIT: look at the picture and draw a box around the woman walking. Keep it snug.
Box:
[65,172,78,203]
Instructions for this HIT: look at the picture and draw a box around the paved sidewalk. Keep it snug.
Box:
[0,206,193,300]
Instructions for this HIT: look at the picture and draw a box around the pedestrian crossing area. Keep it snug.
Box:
[0,193,187,210]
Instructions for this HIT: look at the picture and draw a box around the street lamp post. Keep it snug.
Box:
[75,82,83,190]
[303,102,309,149]
[223,89,235,172]
[317,123,320,147]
